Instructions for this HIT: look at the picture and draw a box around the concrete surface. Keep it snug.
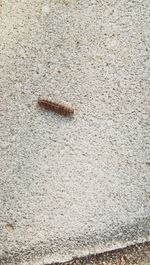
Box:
[47,242,150,265]
[0,0,150,264]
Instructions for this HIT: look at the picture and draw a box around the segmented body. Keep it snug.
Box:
[38,99,74,116]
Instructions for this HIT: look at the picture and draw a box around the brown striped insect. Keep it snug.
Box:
[38,99,74,117]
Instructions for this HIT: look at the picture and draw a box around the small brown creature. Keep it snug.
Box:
[38,99,74,116]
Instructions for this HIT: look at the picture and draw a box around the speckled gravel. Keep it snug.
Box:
[48,242,150,265]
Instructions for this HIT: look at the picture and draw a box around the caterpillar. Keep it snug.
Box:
[38,99,74,116]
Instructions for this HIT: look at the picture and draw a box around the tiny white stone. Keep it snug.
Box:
[42,5,49,14]
[107,38,119,50]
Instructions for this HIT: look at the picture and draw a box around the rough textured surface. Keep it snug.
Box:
[0,0,150,264]
[48,242,150,265]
